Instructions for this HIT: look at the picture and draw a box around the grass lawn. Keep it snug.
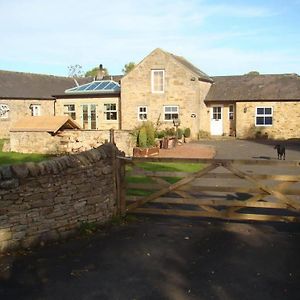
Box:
[0,139,51,166]
[126,161,203,196]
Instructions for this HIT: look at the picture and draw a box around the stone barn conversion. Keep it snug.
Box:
[0,70,89,138]
[0,48,299,148]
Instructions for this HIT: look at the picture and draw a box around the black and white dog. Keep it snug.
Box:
[274,144,286,160]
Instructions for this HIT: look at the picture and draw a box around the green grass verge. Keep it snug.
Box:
[0,139,51,166]
[126,162,203,196]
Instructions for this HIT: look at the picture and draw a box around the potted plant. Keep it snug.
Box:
[132,121,160,157]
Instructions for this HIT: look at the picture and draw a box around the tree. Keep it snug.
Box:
[245,71,260,76]
[122,62,136,74]
[68,64,84,78]
[85,66,109,78]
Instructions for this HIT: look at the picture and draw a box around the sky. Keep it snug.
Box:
[0,0,299,77]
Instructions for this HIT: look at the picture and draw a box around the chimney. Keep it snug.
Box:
[96,64,105,80]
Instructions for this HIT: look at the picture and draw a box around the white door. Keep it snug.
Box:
[210,106,223,135]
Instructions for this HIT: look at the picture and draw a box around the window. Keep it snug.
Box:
[64,104,76,120]
[255,107,273,126]
[138,106,148,121]
[81,104,97,130]
[164,106,179,121]
[104,103,117,120]
[0,104,9,119]
[228,104,234,120]
[30,104,41,116]
[151,70,164,93]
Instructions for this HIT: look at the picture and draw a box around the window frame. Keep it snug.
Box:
[0,104,9,119]
[138,106,148,121]
[30,104,41,116]
[63,104,76,120]
[228,104,234,120]
[104,103,118,121]
[163,105,179,121]
[255,106,273,127]
[151,69,165,93]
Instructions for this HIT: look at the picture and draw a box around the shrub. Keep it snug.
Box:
[133,121,157,148]
[177,128,183,139]
[184,128,191,138]
[138,126,147,148]
[144,121,155,147]
[156,130,166,138]
[165,127,175,137]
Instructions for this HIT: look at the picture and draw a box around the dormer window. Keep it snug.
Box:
[151,70,164,93]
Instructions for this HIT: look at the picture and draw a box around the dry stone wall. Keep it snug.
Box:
[9,129,135,156]
[0,143,124,253]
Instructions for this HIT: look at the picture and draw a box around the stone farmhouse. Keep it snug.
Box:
[1,48,300,145]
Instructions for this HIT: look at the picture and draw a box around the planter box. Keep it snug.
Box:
[133,146,159,157]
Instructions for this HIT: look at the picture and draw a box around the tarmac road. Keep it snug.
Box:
[0,139,300,300]
[0,216,300,300]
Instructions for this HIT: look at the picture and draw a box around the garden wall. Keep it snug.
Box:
[9,129,135,156]
[0,143,124,253]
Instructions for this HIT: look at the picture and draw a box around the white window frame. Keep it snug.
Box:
[63,104,76,120]
[255,106,273,127]
[138,106,148,121]
[30,104,41,116]
[151,70,165,93]
[104,103,118,121]
[164,105,179,121]
[228,104,234,120]
[0,104,9,119]
[81,103,98,130]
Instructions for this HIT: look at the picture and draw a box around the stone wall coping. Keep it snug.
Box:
[0,143,121,189]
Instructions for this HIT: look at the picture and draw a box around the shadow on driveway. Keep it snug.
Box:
[1,216,300,300]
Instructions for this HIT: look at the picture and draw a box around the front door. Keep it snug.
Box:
[81,104,97,130]
[210,105,223,135]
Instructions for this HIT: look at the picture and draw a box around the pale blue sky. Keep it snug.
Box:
[0,0,299,77]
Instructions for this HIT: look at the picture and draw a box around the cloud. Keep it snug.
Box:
[0,0,298,76]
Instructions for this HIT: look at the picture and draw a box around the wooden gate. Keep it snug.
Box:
[117,157,300,223]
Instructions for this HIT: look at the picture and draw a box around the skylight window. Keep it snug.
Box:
[65,80,120,94]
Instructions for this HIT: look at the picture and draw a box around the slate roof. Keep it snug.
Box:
[169,52,214,83]
[10,116,81,133]
[205,73,300,101]
[0,70,91,100]
[102,75,123,83]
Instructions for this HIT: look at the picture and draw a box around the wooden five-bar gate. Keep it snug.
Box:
[115,156,300,223]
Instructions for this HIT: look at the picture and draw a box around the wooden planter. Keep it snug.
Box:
[133,146,160,157]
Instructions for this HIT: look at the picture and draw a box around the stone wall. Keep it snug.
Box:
[0,143,124,253]
[236,101,300,139]
[55,96,120,130]
[121,48,212,139]
[0,99,55,138]
[9,129,135,156]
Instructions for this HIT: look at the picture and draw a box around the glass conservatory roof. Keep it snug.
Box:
[65,80,120,94]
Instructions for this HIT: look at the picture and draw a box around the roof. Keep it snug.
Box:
[205,74,300,101]
[168,52,214,83]
[102,75,123,83]
[0,70,91,100]
[121,48,213,84]
[65,80,120,95]
[10,116,81,133]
